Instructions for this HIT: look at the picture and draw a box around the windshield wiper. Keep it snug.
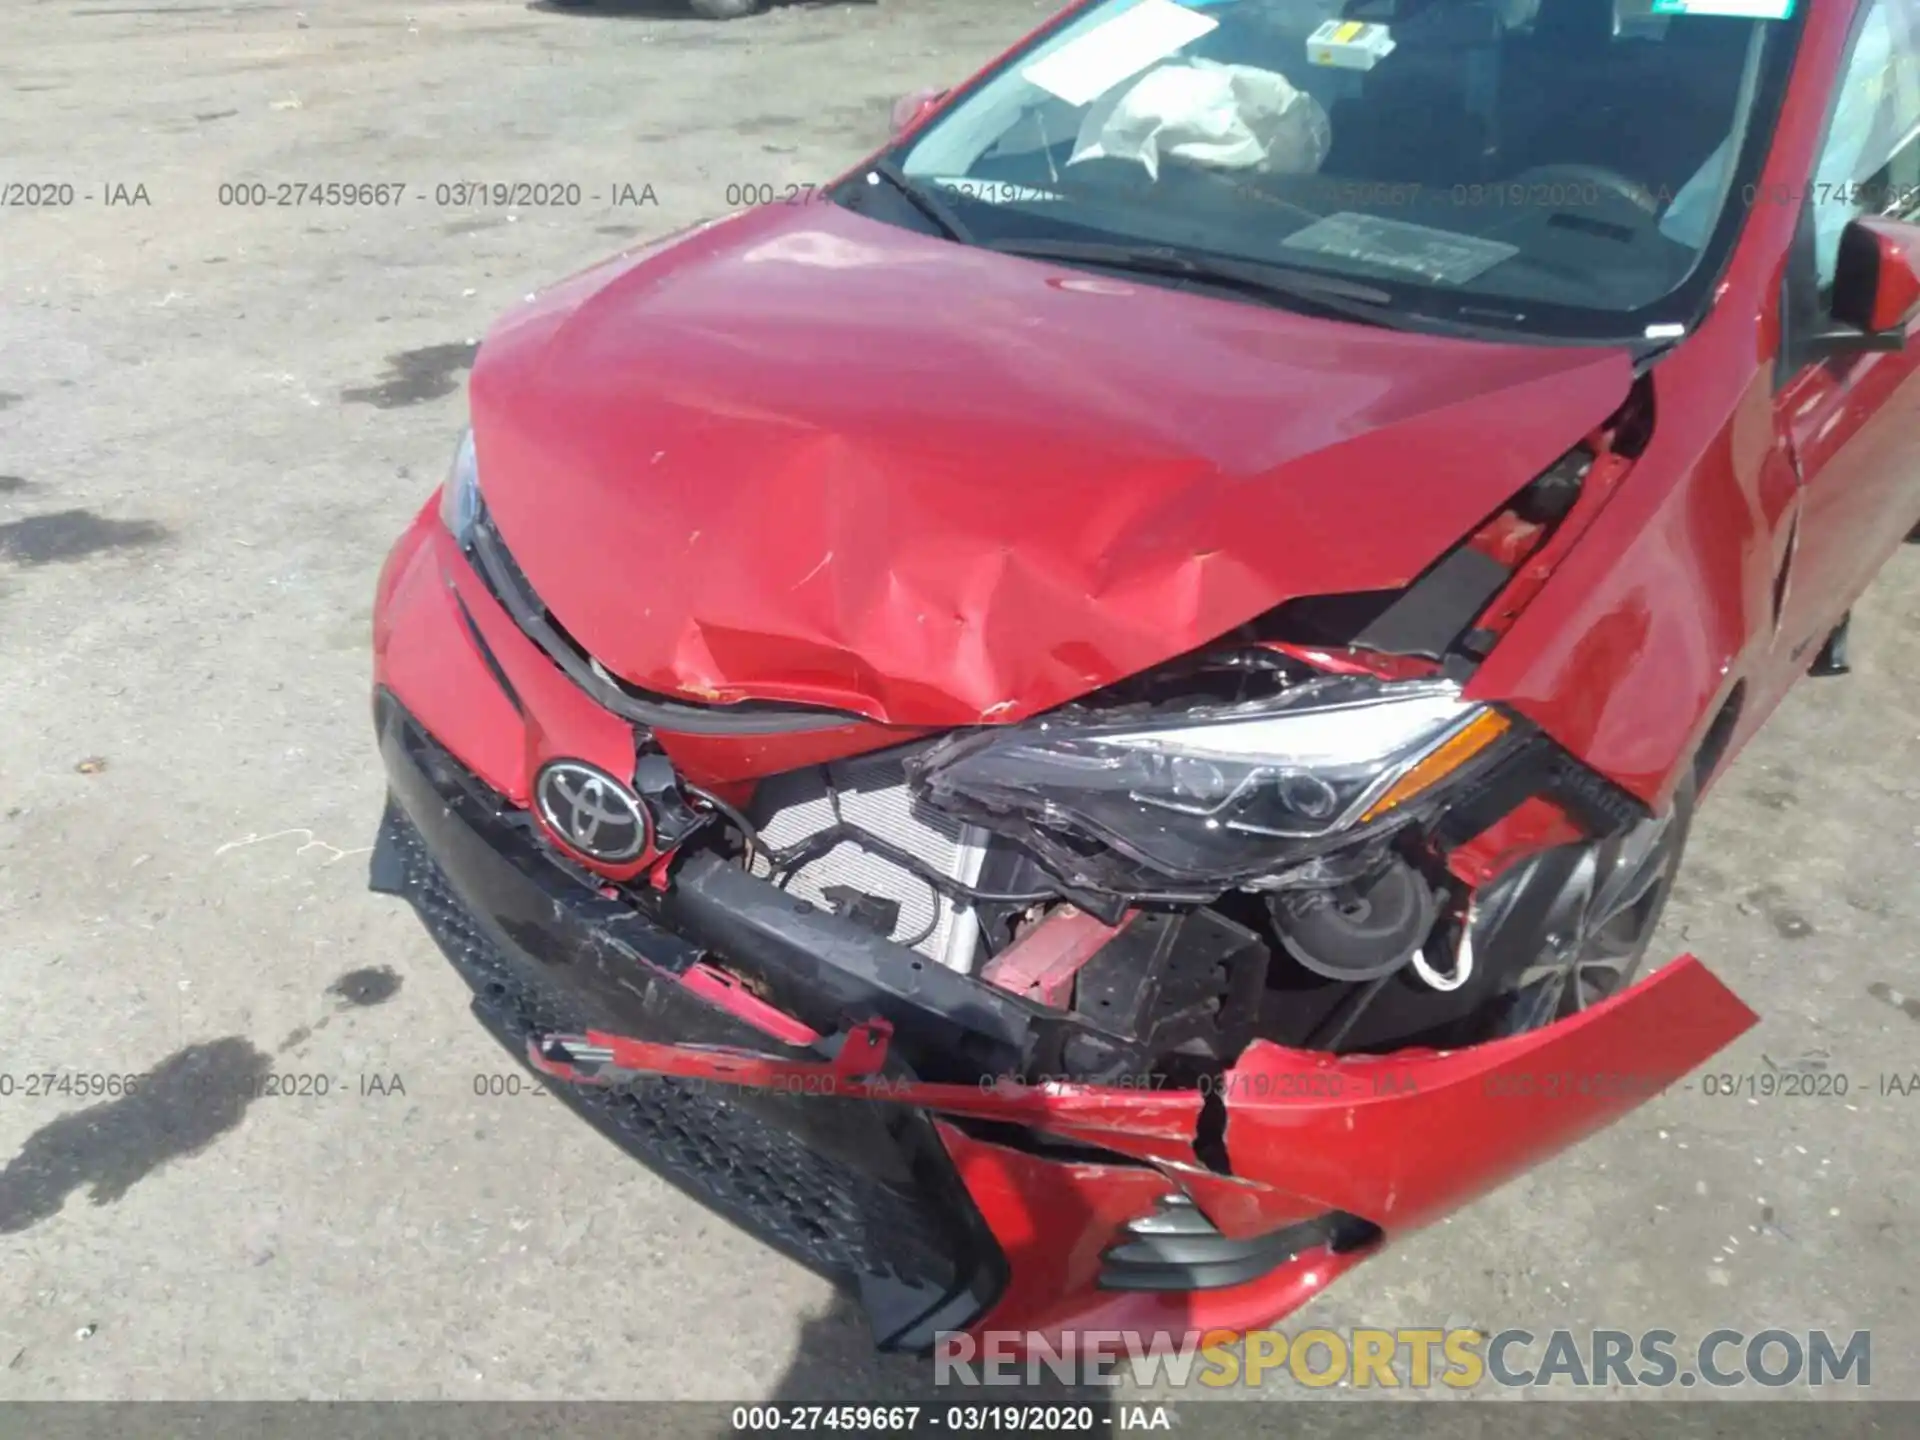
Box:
[983,237,1505,337]
[860,158,976,245]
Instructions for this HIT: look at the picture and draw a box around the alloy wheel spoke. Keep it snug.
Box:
[1583,919,1647,963]
[1511,973,1568,1032]
[1587,814,1674,926]
[1575,958,1630,1005]
[1506,807,1679,1031]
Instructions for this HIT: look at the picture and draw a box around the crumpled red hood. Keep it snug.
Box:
[469,203,1633,728]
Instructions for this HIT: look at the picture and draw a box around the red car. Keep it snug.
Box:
[371,0,1920,1355]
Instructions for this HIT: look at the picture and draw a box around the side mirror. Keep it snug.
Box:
[890,86,950,139]
[1809,215,1920,360]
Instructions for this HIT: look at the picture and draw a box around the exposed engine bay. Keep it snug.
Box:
[704,649,1617,1085]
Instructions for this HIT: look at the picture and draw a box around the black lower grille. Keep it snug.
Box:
[385,811,962,1290]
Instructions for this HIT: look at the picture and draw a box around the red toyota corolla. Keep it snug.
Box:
[370,0,1920,1354]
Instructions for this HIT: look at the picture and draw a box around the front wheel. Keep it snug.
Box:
[1491,771,1695,1035]
[690,0,762,16]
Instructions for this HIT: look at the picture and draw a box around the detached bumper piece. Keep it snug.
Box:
[369,694,1005,1351]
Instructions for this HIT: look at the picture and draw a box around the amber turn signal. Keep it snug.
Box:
[1361,709,1513,824]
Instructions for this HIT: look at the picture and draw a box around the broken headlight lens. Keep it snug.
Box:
[908,676,1513,890]
[438,428,482,548]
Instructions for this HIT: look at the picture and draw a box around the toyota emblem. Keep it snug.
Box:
[534,760,650,863]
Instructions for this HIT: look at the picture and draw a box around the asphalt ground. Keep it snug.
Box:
[1,0,1916,1409]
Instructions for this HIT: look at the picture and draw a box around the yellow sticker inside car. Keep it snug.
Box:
[1307,18,1396,71]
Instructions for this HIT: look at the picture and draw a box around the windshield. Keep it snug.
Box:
[886,0,1803,339]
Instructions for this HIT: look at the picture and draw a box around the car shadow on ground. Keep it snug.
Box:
[526,0,879,20]
[760,1291,1117,1429]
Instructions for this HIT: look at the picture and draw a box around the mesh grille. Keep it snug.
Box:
[385,811,961,1288]
[750,750,989,969]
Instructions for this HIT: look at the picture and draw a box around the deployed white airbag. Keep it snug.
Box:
[1068,58,1332,181]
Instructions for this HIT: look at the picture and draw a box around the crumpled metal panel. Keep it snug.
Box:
[469,202,1635,730]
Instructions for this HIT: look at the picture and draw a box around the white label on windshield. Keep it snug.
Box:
[1650,0,1794,17]
[1283,212,1520,285]
[1021,0,1221,108]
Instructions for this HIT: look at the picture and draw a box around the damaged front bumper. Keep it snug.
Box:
[371,697,1007,1350]
[372,687,1756,1355]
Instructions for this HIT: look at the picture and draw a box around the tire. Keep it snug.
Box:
[1488,770,1696,1036]
[690,0,762,16]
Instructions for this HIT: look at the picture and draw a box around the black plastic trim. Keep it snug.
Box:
[1431,734,1561,849]
[1543,751,1654,833]
[660,852,1133,1084]
[1353,546,1513,662]
[1098,1206,1378,1292]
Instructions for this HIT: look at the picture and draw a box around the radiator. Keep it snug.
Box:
[748,749,991,974]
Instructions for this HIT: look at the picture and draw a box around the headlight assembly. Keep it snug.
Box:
[907,675,1516,893]
[438,428,482,549]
